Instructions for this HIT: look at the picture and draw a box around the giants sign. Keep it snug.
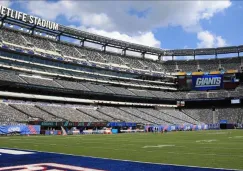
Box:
[192,75,223,90]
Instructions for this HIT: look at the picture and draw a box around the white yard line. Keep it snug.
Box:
[143,145,175,148]
[196,139,218,143]
[0,149,34,155]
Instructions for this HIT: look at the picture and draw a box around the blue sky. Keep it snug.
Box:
[1,0,241,52]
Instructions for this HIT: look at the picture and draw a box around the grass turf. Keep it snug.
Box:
[1,130,243,170]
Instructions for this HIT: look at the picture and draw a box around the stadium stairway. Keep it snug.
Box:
[180,109,200,123]
[93,108,121,122]
[76,108,106,122]
[35,105,66,121]
[9,104,44,121]
[159,109,195,125]
[119,107,158,124]
[136,108,173,125]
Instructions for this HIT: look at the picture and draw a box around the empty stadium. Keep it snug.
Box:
[0,2,243,171]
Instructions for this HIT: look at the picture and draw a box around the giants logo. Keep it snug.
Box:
[0,163,106,171]
[195,77,221,87]
[7,127,21,133]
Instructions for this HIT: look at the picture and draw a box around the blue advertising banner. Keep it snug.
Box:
[208,123,220,129]
[220,120,227,124]
[0,125,40,135]
[111,129,118,134]
[107,122,136,127]
[145,124,209,132]
[192,75,223,90]
[45,130,60,135]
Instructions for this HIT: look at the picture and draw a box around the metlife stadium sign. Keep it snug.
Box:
[0,5,59,31]
[192,75,223,90]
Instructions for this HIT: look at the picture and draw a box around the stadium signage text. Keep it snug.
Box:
[28,121,108,127]
[192,75,223,90]
[195,77,221,87]
[0,5,59,31]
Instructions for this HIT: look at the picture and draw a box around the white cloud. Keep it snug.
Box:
[84,27,161,48]
[71,25,160,59]
[200,1,230,20]
[14,0,231,49]
[197,30,215,48]
[216,36,227,47]
[0,0,12,7]
[197,30,227,48]
[25,1,115,31]
[23,1,231,34]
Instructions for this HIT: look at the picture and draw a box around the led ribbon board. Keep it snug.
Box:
[192,74,223,90]
[0,5,59,31]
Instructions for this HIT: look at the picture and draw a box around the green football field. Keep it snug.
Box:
[1,130,243,170]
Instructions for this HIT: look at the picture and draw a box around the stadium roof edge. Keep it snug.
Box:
[1,6,243,57]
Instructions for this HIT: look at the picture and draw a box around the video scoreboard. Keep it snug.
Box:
[178,73,239,91]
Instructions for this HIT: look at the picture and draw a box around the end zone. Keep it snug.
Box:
[0,163,105,171]
[0,148,240,171]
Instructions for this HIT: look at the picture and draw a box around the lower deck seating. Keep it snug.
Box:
[0,101,242,124]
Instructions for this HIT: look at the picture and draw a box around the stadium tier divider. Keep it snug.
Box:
[76,108,106,122]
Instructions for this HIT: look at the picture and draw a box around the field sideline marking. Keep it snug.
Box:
[1,147,242,171]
